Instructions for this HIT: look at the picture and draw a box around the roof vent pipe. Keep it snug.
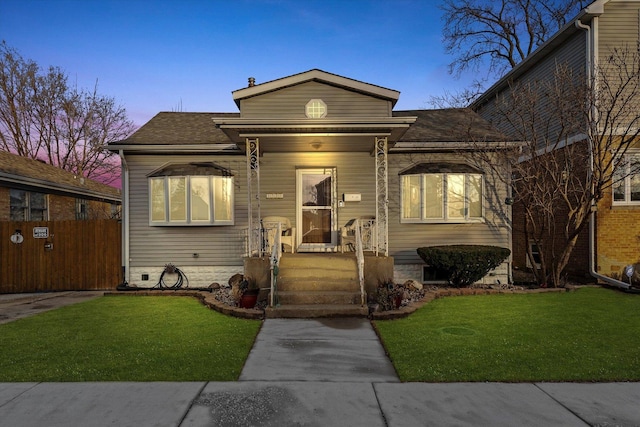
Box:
[248,77,255,87]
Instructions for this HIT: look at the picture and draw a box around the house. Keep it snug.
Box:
[471,0,640,285]
[108,69,515,304]
[0,150,121,221]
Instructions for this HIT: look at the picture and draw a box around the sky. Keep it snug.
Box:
[0,0,478,128]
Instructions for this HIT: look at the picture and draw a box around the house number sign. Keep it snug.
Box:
[33,227,49,239]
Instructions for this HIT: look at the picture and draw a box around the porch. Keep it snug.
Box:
[244,252,394,318]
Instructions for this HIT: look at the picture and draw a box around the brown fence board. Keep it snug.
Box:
[1,220,121,293]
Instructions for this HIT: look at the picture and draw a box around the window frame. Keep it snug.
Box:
[149,175,234,226]
[10,189,48,221]
[400,170,485,224]
[612,150,640,206]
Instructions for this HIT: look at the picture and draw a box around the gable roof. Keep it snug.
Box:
[232,69,401,107]
[0,150,121,203]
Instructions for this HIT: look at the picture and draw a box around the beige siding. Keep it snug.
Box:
[126,154,248,268]
[240,81,391,118]
[599,1,639,52]
[387,153,511,265]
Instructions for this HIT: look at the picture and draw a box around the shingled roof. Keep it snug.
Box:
[0,150,121,202]
[112,108,509,147]
[120,112,238,145]
[394,109,511,143]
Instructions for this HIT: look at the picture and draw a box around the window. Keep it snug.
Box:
[76,198,88,220]
[400,163,484,223]
[613,151,640,205]
[148,163,234,226]
[10,190,48,221]
[305,99,327,118]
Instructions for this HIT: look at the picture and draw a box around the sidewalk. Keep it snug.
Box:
[0,299,639,425]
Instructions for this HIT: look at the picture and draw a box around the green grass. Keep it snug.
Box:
[374,287,640,382]
[0,296,261,382]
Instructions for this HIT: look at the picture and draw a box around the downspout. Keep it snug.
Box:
[118,149,130,287]
[575,18,631,290]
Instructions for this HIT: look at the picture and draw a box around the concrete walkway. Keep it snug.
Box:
[1,295,639,425]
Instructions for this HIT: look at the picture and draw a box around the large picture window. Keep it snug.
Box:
[400,163,484,223]
[613,151,640,205]
[149,163,234,226]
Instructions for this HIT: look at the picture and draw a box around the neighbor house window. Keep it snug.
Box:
[612,151,640,205]
[10,189,48,221]
[148,162,234,226]
[400,163,484,223]
[76,198,89,220]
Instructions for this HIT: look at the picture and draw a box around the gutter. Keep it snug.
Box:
[575,17,631,290]
[118,150,130,287]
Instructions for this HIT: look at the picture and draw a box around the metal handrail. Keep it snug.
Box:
[354,219,366,306]
[269,223,282,307]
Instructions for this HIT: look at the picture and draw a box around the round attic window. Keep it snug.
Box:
[305,99,327,118]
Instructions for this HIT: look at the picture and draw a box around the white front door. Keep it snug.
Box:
[296,168,337,252]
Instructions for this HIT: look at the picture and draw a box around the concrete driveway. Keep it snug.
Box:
[0,291,103,324]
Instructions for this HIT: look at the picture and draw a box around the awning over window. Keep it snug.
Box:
[399,162,482,175]
[147,162,233,177]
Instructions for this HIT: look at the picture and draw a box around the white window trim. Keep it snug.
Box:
[612,150,640,206]
[149,175,234,226]
[305,99,327,118]
[400,173,485,224]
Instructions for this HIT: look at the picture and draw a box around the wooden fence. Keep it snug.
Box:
[1,219,122,293]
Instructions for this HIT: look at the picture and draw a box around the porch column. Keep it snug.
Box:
[246,138,261,256]
[375,136,388,255]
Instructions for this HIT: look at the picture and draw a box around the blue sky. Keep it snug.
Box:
[0,0,477,127]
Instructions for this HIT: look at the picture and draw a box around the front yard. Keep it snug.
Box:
[375,287,640,382]
[0,296,261,381]
[1,287,638,382]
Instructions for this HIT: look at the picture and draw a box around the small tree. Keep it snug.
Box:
[470,47,640,287]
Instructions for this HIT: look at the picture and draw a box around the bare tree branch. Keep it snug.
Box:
[0,41,135,185]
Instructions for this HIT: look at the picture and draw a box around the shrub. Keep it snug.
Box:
[416,245,510,287]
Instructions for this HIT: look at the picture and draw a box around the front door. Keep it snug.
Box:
[296,168,337,252]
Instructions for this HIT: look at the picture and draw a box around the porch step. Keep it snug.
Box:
[265,304,369,319]
[276,290,362,305]
[276,253,359,293]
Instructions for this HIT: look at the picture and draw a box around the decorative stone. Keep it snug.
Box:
[403,279,423,291]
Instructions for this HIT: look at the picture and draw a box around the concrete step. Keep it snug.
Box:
[275,279,360,292]
[265,304,369,318]
[276,254,360,292]
[276,290,362,305]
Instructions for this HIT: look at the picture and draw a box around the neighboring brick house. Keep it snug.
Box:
[0,150,121,221]
[472,0,640,285]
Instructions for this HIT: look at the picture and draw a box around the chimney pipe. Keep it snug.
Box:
[248,77,255,87]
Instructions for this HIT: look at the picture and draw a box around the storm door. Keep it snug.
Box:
[296,168,337,251]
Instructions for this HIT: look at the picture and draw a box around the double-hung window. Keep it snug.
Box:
[10,189,48,221]
[149,163,234,226]
[400,163,484,223]
[612,151,640,205]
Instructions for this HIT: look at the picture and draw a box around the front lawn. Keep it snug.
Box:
[0,296,261,381]
[375,287,640,382]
